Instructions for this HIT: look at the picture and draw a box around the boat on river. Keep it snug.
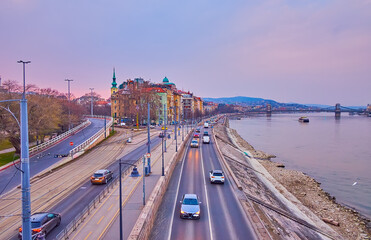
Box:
[298,117,309,123]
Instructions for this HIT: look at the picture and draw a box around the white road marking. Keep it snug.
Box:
[200,143,214,240]
[167,140,190,240]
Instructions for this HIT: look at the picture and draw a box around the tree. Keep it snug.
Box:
[0,81,84,153]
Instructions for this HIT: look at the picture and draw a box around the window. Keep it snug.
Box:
[183,198,198,205]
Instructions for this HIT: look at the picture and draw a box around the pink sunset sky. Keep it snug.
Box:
[0,0,370,105]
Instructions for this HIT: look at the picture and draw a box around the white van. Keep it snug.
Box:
[204,122,209,128]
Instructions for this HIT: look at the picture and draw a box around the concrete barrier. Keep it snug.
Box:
[128,129,193,240]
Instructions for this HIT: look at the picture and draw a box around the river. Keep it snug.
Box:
[229,112,371,218]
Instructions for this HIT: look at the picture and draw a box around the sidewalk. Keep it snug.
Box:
[69,129,190,240]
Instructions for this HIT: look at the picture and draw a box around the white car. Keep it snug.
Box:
[204,122,209,128]
[209,170,225,184]
[202,136,210,144]
[190,139,199,148]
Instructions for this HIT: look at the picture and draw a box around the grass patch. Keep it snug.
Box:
[0,151,20,167]
[0,139,13,151]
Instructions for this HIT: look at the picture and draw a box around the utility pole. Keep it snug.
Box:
[65,79,73,130]
[18,60,31,240]
[89,88,94,117]
[147,102,151,173]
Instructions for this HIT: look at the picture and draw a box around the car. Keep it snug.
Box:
[91,169,113,184]
[159,132,165,138]
[191,139,199,148]
[202,136,210,144]
[18,212,61,239]
[203,131,209,136]
[209,170,225,184]
[195,128,201,133]
[193,133,200,138]
[204,122,209,128]
[180,194,201,219]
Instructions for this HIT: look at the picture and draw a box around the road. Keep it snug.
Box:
[151,126,257,240]
[0,118,106,195]
[45,135,161,239]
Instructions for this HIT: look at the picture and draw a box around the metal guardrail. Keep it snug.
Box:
[29,120,91,155]
[69,117,113,158]
[56,153,141,240]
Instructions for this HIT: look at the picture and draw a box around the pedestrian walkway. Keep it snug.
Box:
[69,130,190,240]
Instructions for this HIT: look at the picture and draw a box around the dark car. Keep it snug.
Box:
[203,131,209,136]
[18,212,61,239]
[194,133,200,138]
[195,128,201,133]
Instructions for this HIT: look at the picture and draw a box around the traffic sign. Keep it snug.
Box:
[145,153,151,158]
[69,142,74,146]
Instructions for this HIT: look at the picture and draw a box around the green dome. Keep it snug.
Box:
[163,77,169,83]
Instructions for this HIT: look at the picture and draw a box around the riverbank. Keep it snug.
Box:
[214,118,370,240]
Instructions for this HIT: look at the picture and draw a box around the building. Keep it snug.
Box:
[110,70,204,125]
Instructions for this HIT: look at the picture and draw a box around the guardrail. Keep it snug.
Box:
[69,117,113,158]
[29,120,91,156]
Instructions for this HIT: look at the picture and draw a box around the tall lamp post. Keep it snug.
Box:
[89,87,94,117]
[17,60,32,240]
[119,161,139,240]
[65,79,73,130]
[174,102,178,152]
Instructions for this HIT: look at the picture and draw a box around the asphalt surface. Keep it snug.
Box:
[0,118,106,196]
[151,126,257,240]
[43,135,161,240]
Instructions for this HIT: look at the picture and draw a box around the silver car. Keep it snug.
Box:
[180,194,201,219]
[18,212,61,239]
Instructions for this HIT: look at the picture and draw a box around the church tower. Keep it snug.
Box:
[111,68,118,95]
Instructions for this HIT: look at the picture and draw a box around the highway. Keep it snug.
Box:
[151,126,257,240]
[0,118,106,195]
[45,134,161,239]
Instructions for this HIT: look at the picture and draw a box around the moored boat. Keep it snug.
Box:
[298,116,309,123]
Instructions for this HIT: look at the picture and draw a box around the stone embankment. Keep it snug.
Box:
[214,118,370,240]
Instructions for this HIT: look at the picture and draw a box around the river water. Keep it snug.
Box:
[229,112,371,218]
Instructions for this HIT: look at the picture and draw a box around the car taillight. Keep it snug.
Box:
[19,227,22,232]
[99,177,104,180]
[221,177,224,178]
[33,228,42,233]
[211,176,215,178]
[91,176,94,179]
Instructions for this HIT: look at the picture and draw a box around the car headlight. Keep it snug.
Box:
[195,211,200,215]
[181,210,185,214]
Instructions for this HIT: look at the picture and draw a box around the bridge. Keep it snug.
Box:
[239,103,369,118]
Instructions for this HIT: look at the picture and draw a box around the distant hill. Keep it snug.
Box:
[203,96,277,105]
[203,96,310,108]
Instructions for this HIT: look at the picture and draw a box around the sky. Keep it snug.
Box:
[0,0,370,105]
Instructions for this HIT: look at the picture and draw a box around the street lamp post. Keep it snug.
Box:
[89,88,94,117]
[174,104,178,152]
[17,60,32,240]
[159,132,165,176]
[164,104,167,152]
[118,161,139,240]
[65,79,73,130]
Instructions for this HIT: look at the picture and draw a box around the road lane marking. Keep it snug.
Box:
[84,231,92,240]
[167,139,190,240]
[200,143,214,240]
[205,141,239,240]
[97,216,104,224]
[108,204,113,211]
